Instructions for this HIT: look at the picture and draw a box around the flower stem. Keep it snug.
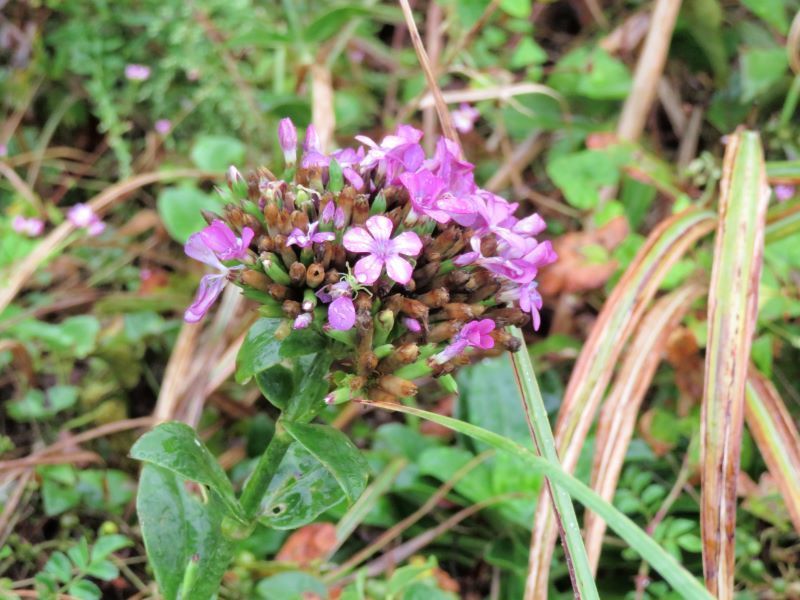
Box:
[507,325,599,600]
[239,422,292,520]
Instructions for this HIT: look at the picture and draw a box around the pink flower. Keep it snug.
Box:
[399,170,450,223]
[12,216,44,237]
[356,125,424,175]
[328,296,356,330]
[199,220,254,260]
[125,64,151,81]
[501,281,544,330]
[321,201,345,227]
[434,319,495,363]
[278,118,297,165]
[183,234,233,323]
[155,119,172,134]
[451,103,480,133]
[774,184,795,202]
[67,203,106,236]
[286,221,335,249]
[343,215,422,285]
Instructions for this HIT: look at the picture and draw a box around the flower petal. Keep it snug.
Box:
[184,233,225,270]
[385,255,413,284]
[390,231,422,257]
[365,215,394,241]
[328,296,356,330]
[343,226,374,253]
[184,274,227,322]
[353,254,384,284]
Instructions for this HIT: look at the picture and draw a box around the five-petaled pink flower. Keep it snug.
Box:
[435,319,496,363]
[286,221,335,249]
[343,215,422,285]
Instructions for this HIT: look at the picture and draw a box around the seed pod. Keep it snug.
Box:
[464,269,493,291]
[332,244,347,271]
[282,299,301,318]
[264,203,280,236]
[224,204,246,230]
[378,374,417,397]
[468,282,501,303]
[368,387,398,404]
[241,269,272,292]
[413,261,441,288]
[431,269,469,290]
[267,283,288,301]
[337,186,355,225]
[428,320,460,343]
[485,307,529,327]
[289,262,307,286]
[425,226,460,260]
[273,235,298,269]
[416,288,450,308]
[385,294,429,320]
[305,263,325,288]
[377,343,420,374]
[290,210,309,231]
[441,303,477,321]
[352,195,370,225]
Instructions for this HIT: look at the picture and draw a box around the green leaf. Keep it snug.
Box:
[190,135,245,172]
[43,551,72,582]
[130,422,244,522]
[741,0,789,34]
[7,385,78,422]
[510,38,547,70]
[137,464,234,600]
[740,47,789,102]
[546,147,630,210]
[255,364,294,411]
[256,571,328,599]
[548,47,632,100]
[500,0,531,18]
[235,318,283,384]
[303,6,401,43]
[258,443,347,529]
[67,579,102,600]
[279,327,326,358]
[284,353,334,422]
[85,559,119,581]
[91,534,132,561]
[40,467,81,516]
[283,422,369,504]
[67,538,90,570]
[157,185,224,244]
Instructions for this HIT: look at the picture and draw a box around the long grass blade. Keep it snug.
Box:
[584,284,705,571]
[701,130,769,598]
[765,159,800,183]
[360,400,713,600]
[765,198,800,244]
[744,370,800,534]
[508,326,599,600]
[526,208,716,597]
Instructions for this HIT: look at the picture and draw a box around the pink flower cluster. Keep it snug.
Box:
[67,204,106,236]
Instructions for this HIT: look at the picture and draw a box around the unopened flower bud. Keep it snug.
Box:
[278,118,297,166]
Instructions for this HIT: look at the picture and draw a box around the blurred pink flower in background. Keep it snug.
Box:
[125,64,151,81]
[12,216,45,237]
[451,103,480,133]
[154,119,171,134]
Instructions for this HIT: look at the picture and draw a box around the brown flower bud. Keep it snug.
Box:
[289,261,307,286]
[377,343,420,373]
[464,269,493,291]
[428,320,460,343]
[264,203,280,236]
[416,288,450,308]
[485,307,529,327]
[240,269,272,292]
[352,195,370,225]
[201,209,222,225]
[431,269,469,290]
[273,235,298,269]
[378,374,417,397]
[413,261,441,288]
[468,282,500,303]
[267,283,288,301]
[368,387,398,404]
[385,294,429,320]
[257,235,274,253]
[282,300,301,318]
[290,210,309,231]
[224,204,246,230]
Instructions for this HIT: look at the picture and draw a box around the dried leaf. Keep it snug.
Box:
[276,522,337,567]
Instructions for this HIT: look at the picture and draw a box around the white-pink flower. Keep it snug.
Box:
[343,215,422,285]
[12,216,45,237]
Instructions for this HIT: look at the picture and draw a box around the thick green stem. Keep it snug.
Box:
[508,326,599,600]
[240,422,292,520]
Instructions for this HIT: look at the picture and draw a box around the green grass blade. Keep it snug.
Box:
[765,159,800,183]
[701,131,769,599]
[361,400,712,600]
[528,208,716,594]
[508,326,599,600]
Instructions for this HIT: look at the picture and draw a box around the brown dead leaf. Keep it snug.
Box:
[665,326,705,415]
[433,566,460,593]
[585,132,619,150]
[276,522,337,567]
[539,216,629,295]
[138,267,170,294]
